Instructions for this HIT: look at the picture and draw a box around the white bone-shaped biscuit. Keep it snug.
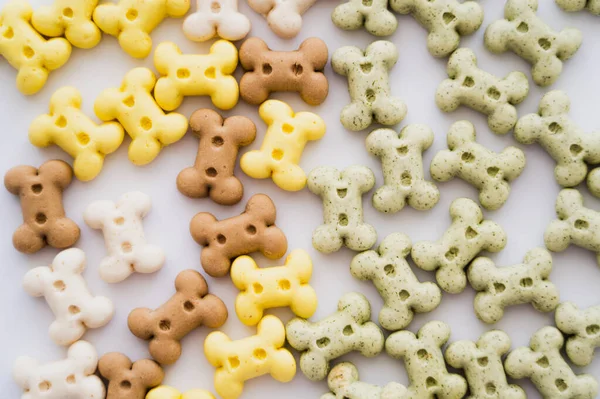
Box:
[411,197,507,294]
[505,326,599,399]
[436,48,529,135]
[320,362,408,399]
[183,0,250,42]
[367,125,439,213]
[84,191,165,283]
[350,233,441,331]
[308,165,377,254]
[556,302,600,366]
[556,0,600,14]
[248,0,316,38]
[484,0,582,87]
[430,120,526,211]
[386,320,467,399]
[331,0,397,37]
[13,340,105,399]
[286,292,384,381]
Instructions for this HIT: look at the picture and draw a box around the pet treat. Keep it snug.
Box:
[190,194,288,277]
[484,0,582,86]
[430,120,526,211]
[332,41,407,131]
[247,0,316,38]
[556,0,600,14]
[331,0,397,37]
[555,302,600,366]
[99,352,164,399]
[23,248,114,346]
[231,249,317,325]
[505,326,598,399]
[13,341,105,399]
[128,269,228,365]
[93,0,190,59]
[148,386,215,399]
[468,247,559,324]
[366,125,439,213]
[84,191,165,283]
[183,0,250,42]
[390,0,483,57]
[4,159,80,253]
[320,362,408,399]
[154,40,239,111]
[350,233,441,331]
[411,197,507,294]
[240,100,326,192]
[308,165,377,254]
[94,67,188,166]
[239,37,329,106]
[29,87,124,182]
[205,315,296,399]
[386,320,467,399]
[286,292,384,381]
[588,168,600,198]
[436,48,529,135]
[177,109,256,205]
[0,1,71,95]
[445,330,526,399]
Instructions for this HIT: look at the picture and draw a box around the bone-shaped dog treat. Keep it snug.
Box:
[366,125,439,213]
[331,0,397,37]
[13,341,105,399]
[99,353,164,399]
[484,0,582,87]
[332,41,407,131]
[436,48,529,135]
[412,197,507,294]
[430,120,526,211]
[29,87,124,182]
[154,40,239,111]
[351,233,441,331]
[505,326,599,399]
[308,165,377,254]
[84,191,165,283]
[94,67,188,166]
[177,109,256,205]
[231,249,317,325]
[248,0,316,38]
[148,386,216,399]
[468,248,559,324]
[5,160,80,253]
[445,330,526,399]
[320,362,408,399]
[190,194,288,277]
[286,292,384,381]
[0,2,71,95]
[390,0,483,57]
[183,0,251,42]
[556,302,600,366]
[240,100,326,192]
[205,315,296,399]
[239,37,329,106]
[32,0,101,49]
[556,0,600,14]
[23,248,114,346]
[93,0,190,59]
[386,320,467,399]
[588,168,600,198]
[128,270,227,365]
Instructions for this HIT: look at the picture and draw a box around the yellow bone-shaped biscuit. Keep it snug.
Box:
[29,87,124,181]
[230,249,317,326]
[240,100,326,191]
[0,1,71,95]
[154,40,239,111]
[147,386,215,399]
[94,67,188,166]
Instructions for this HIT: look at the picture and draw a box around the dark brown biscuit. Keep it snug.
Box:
[99,352,164,399]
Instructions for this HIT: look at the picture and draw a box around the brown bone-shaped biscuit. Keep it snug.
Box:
[239,37,329,106]
[4,159,80,253]
[190,193,288,277]
[177,109,256,205]
[98,352,164,399]
[127,270,228,365]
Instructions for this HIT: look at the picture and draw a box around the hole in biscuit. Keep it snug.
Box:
[262,63,272,75]
[338,213,349,226]
[228,356,240,369]
[517,22,529,33]
[487,167,500,177]
[538,38,551,51]
[337,188,347,198]
[360,63,372,74]
[494,283,505,293]
[282,123,294,134]
[126,8,138,21]
[253,283,263,294]
[462,76,475,87]
[417,349,428,359]
[123,96,135,107]
[426,377,437,388]
[477,356,489,367]
[23,46,35,58]
[114,217,124,225]
[184,301,195,311]
[548,122,562,134]
[397,146,408,155]
[445,247,458,261]
[384,264,395,276]
[555,379,568,392]
[54,280,66,292]
[401,172,412,186]
[536,356,549,368]
[38,381,51,392]
[278,279,291,290]
[520,277,533,287]
[76,132,90,146]
[159,319,171,331]
[3,27,14,39]
[272,149,284,160]
[292,63,303,76]
[140,117,152,131]
[217,234,227,244]
[211,1,221,12]
[442,12,456,25]
[120,380,131,389]
[212,136,224,146]
[362,0,373,5]
[206,167,217,177]
[121,242,132,253]
[343,325,354,336]
[177,68,190,79]
[316,337,330,348]
[62,7,73,18]
[69,305,80,314]
[205,67,216,79]
[246,225,257,235]
[253,348,266,360]
[36,213,47,225]
[486,383,496,394]
[399,290,410,300]
[461,152,475,162]
[66,375,76,384]
[487,87,501,100]
[465,226,478,239]
[365,89,376,103]
[570,144,583,155]
[575,219,589,230]
[586,324,600,335]
[55,115,67,128]
[31,184,43,194]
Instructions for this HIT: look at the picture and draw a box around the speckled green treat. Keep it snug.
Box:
[320,362,408,399]
[332,0,397,36]
[468,248,559,324]
[430,120,526,211]
[386,320,467,399]
[286,292,384,381]
[556,0,600,14]
[587,168,600,198]
[350,233,441,331]
[556,302,600,367]
[505,326,598,399]
[436,48,529,135]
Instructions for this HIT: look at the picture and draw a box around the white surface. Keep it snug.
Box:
[1,0,600,397]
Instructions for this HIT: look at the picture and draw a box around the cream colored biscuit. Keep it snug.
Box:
[556,302,600,366]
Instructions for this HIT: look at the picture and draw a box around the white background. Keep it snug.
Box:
[1,0,600,397]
